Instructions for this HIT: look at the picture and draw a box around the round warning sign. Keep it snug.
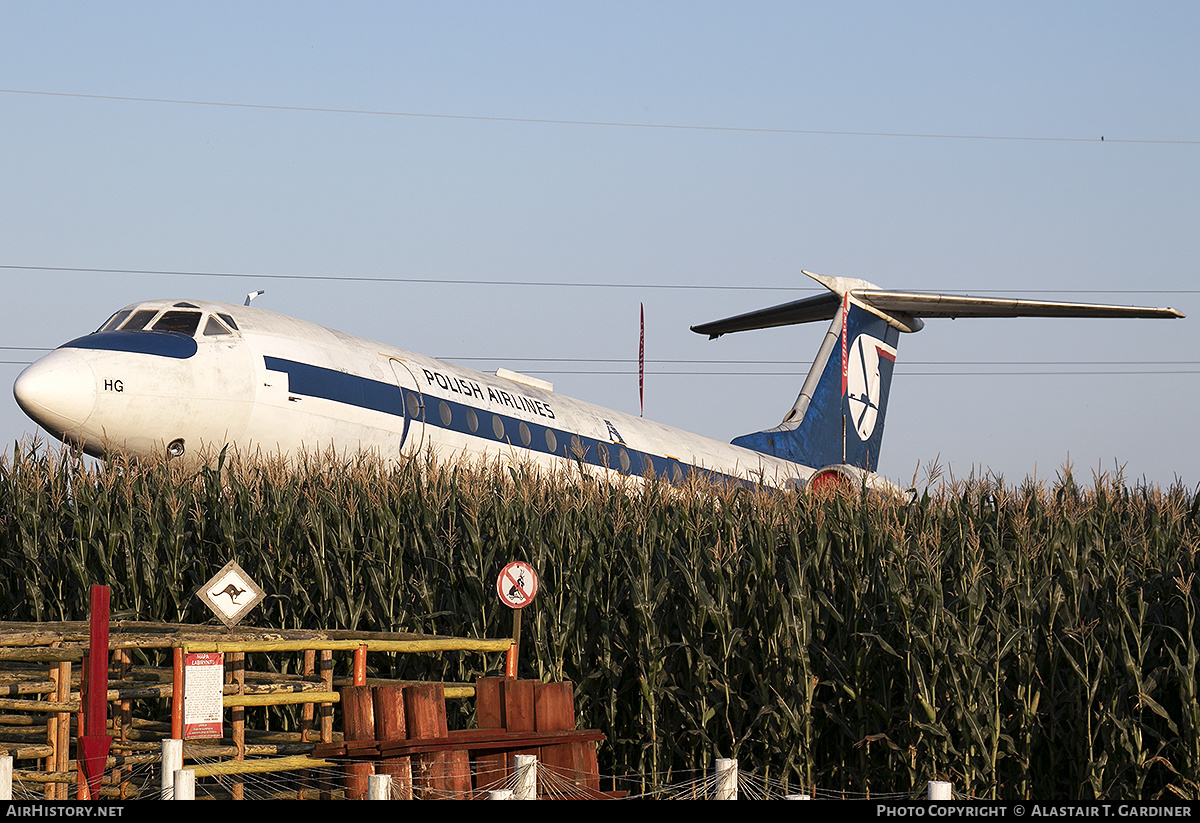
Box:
[496,562,538,609]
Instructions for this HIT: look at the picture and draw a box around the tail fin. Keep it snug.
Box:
[691,270,1183,473]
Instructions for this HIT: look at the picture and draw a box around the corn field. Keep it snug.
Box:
[1,440,1199,799]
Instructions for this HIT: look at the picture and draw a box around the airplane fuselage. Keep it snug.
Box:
[14,298,829,488]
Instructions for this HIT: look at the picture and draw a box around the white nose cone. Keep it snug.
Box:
[13,350,97,438]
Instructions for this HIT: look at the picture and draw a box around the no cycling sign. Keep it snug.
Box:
[496,561,538,609]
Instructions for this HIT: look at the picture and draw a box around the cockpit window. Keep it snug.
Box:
[202,316,233,336]
[97,306,242,340]
[121,310,159,331]
[151,311,202,337]
[98,310,131,333]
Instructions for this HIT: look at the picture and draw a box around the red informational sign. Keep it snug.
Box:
[183,652,224,740]
[496,562,538,609]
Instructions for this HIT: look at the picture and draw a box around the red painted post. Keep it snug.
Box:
[171,647,183,740]
[353,644,367,686]
[78,585,112,799]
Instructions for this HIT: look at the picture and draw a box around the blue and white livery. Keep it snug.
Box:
[13,270,1183,490]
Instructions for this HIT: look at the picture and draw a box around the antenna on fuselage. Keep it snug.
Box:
[245,290,265,307]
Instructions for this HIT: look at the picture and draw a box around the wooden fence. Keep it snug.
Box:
[0,620,525,799]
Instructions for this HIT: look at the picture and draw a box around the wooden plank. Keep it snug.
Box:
[405,683,468,799]
[501,679,536,733]
[474,677,508,790]
[314,729,606,759]
[536,680,595,792]
[535,681,576,730]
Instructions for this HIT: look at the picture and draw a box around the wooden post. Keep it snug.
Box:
[171,647,183,740]
[45,659,57,799]
[56,661,70,799]
[353,644,367,686]
[112,647,130,799]
[48,657,71,800]
[536,680,595,792]
[341,685,376,800]
[475,677,509,790]
[373,685,412,800]
[502,678,538,771]
[301,649,316,734]
[404,683,469,799]
[229,651,245,800]
[319,649,333,742]
[506,609,521,678]
[301,648,316,799]
[319,648,333,800]
[75,658,86,801]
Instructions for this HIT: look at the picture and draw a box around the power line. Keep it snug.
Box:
[444,356,1200,366]
[0,265,798,292]
[507,369,1200,377]
[3,88,1196,145]
[2,265,1198,295]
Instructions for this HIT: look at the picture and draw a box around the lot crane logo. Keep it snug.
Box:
[846,333,896,441]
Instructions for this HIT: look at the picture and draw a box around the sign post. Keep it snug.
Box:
[496,562,538,678]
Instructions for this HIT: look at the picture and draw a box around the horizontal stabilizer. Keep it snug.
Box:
[690,291,840,338]
[856,290,1185,321]
[692,270,1184,338]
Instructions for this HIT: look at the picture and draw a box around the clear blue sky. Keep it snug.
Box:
[2,2,1197,487]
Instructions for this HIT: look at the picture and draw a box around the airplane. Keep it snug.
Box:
[11,270,1184,492]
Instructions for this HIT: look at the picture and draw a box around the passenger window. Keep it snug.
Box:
[121,310,159,331]
[152,311,202,336]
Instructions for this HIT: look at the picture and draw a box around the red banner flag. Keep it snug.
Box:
[639,303,645,417]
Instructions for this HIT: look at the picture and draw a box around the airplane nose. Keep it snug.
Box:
[13,350,97,437]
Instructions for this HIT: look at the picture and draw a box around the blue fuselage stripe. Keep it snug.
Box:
[264,356,403,416]
[263,356,769,487]
[64,331,198,359]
